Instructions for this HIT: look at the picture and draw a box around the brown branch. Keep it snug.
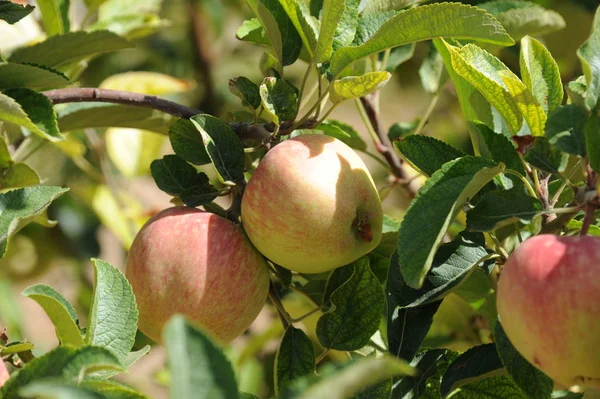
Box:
[43,88,201,118]
[359,94,419,199]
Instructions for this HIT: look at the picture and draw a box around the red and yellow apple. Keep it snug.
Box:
[497,234,600,390]
[125,207,270,343]
[241,134,383,274]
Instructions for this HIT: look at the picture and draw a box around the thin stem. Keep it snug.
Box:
[503,169,537,198]
[268,282,292,329]
[489,233,509,260]
[580,202,598,236]
[515,224,523,243]
[412,92,441,136]
[315,349,330,364]
[358,150,392,171]
[355,98,382,146]
[297,61,315,113]
[290,85,331,131]
[550,177,571,206]
[380,49,391,71]
[290,306,324,323]
[12,137,46,163]
[314,65,324,119]
[315,104,338,127]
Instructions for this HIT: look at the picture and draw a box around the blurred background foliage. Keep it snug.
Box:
[0,0,596,397]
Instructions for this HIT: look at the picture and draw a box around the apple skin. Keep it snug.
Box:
[125,207,270,343]
[241,134,383,274]
[497,234,600,390]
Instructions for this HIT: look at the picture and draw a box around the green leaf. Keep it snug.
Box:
[229,77,261,110]
[332,0,360,51]
[89,13,169,40]
[22,284,83,348]
[190,114,245,186]
[388,120,419,141]
[259,77,299,125]
[1,89,62,142]
[245,0,301,66]
[0,1,34,24]
[524,137,568,175]
[446,42,546,137]
[1,342,35,356]
[275,326,315,395]
[391,232,489,308]
[467,188,542,231]
[352,10,397,46]
[387,250,442,361]
[164,315,239,399]
[472,122,524,175]
[329,71,391,104]
[449,375,527,398]
[577,6,600,110]
[9,30,132,70]
[385,43,416,72]
[396,156,504,289]
[236,18,269,46]
[395,135,466,177]
[567,76,588,109]
[479,1,565,41]
[495,321,553,399]
[0,162,40,193]
[0,346,123,398]
[86,259,138,363]
[37,0,70,36]
[243,3,282,67]
[362,0,423,14]
[392,349,454,398]
[97,0,161,20]
[57,103,176,135]
[0,62,70,90]
[419,44,447,94]
[285,356,415,399]
[317,119,366,151]
[545,105,588,157]
[20,379,149,399]
[440,344,505,396]
[316,257,385,351]
[586,114,600,174]
[314,0,344,62]
[434,38,495,147]
[0,186,68,259]
[520,36,563,114]
[279,0,318,59]
[151,155,218,206]
[81,379,150,398]
[329,3,513,77]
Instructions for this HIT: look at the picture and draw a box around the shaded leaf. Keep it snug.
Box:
[316,257,385,351]
[392,349,454,398]
[0,1,34,24]
[275,326,315,395]
[524,137,568,175]
[317,119,366,151]
[169,119,211,165]
[467,188,542,231]
[164,315,239,399]
[448,375,526,398]
[586,114,600,174]
[1,89,62,142]
[229,77,261,110]
[0,62,70,90]
[259,77,299,124]
[495,321,553,399]
[191,114,245,185]
[577,5,600,110]
[440,344,504,396]
[546,105,589,157]
[480,1,565,40]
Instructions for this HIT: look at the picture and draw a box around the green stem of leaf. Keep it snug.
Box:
[358,150,392,172]
[315,349,330,364]
[290,306,324,323]
[297,61,315,117]
[489,233,509,260]
[355,98,383,148]
[412,91,441,136]
[381,49,391,71]
[503,169,538,198]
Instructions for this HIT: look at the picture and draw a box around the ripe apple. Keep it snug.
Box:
[497,234,600,390]
[125,207,270,343]
[241,134,383,274]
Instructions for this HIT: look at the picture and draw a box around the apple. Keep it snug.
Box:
[125,207,270,343]
[497,234,600,390]
[241,134,383,274]
[0,361,8,387]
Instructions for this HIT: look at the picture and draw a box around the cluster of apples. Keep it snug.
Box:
[125,134,384,343]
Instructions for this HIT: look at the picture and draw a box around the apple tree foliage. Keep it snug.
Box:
[0,0,598,398]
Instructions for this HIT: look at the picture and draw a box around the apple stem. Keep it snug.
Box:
[580,202,597,236]
[268,282,292,329]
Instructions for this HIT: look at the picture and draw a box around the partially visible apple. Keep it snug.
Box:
[0,361,8,387]
[241,134,383,274]
[497,234,600,390]
[125,207,270,343]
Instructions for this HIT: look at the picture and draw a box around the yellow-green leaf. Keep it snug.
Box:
[330,71,391,103]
